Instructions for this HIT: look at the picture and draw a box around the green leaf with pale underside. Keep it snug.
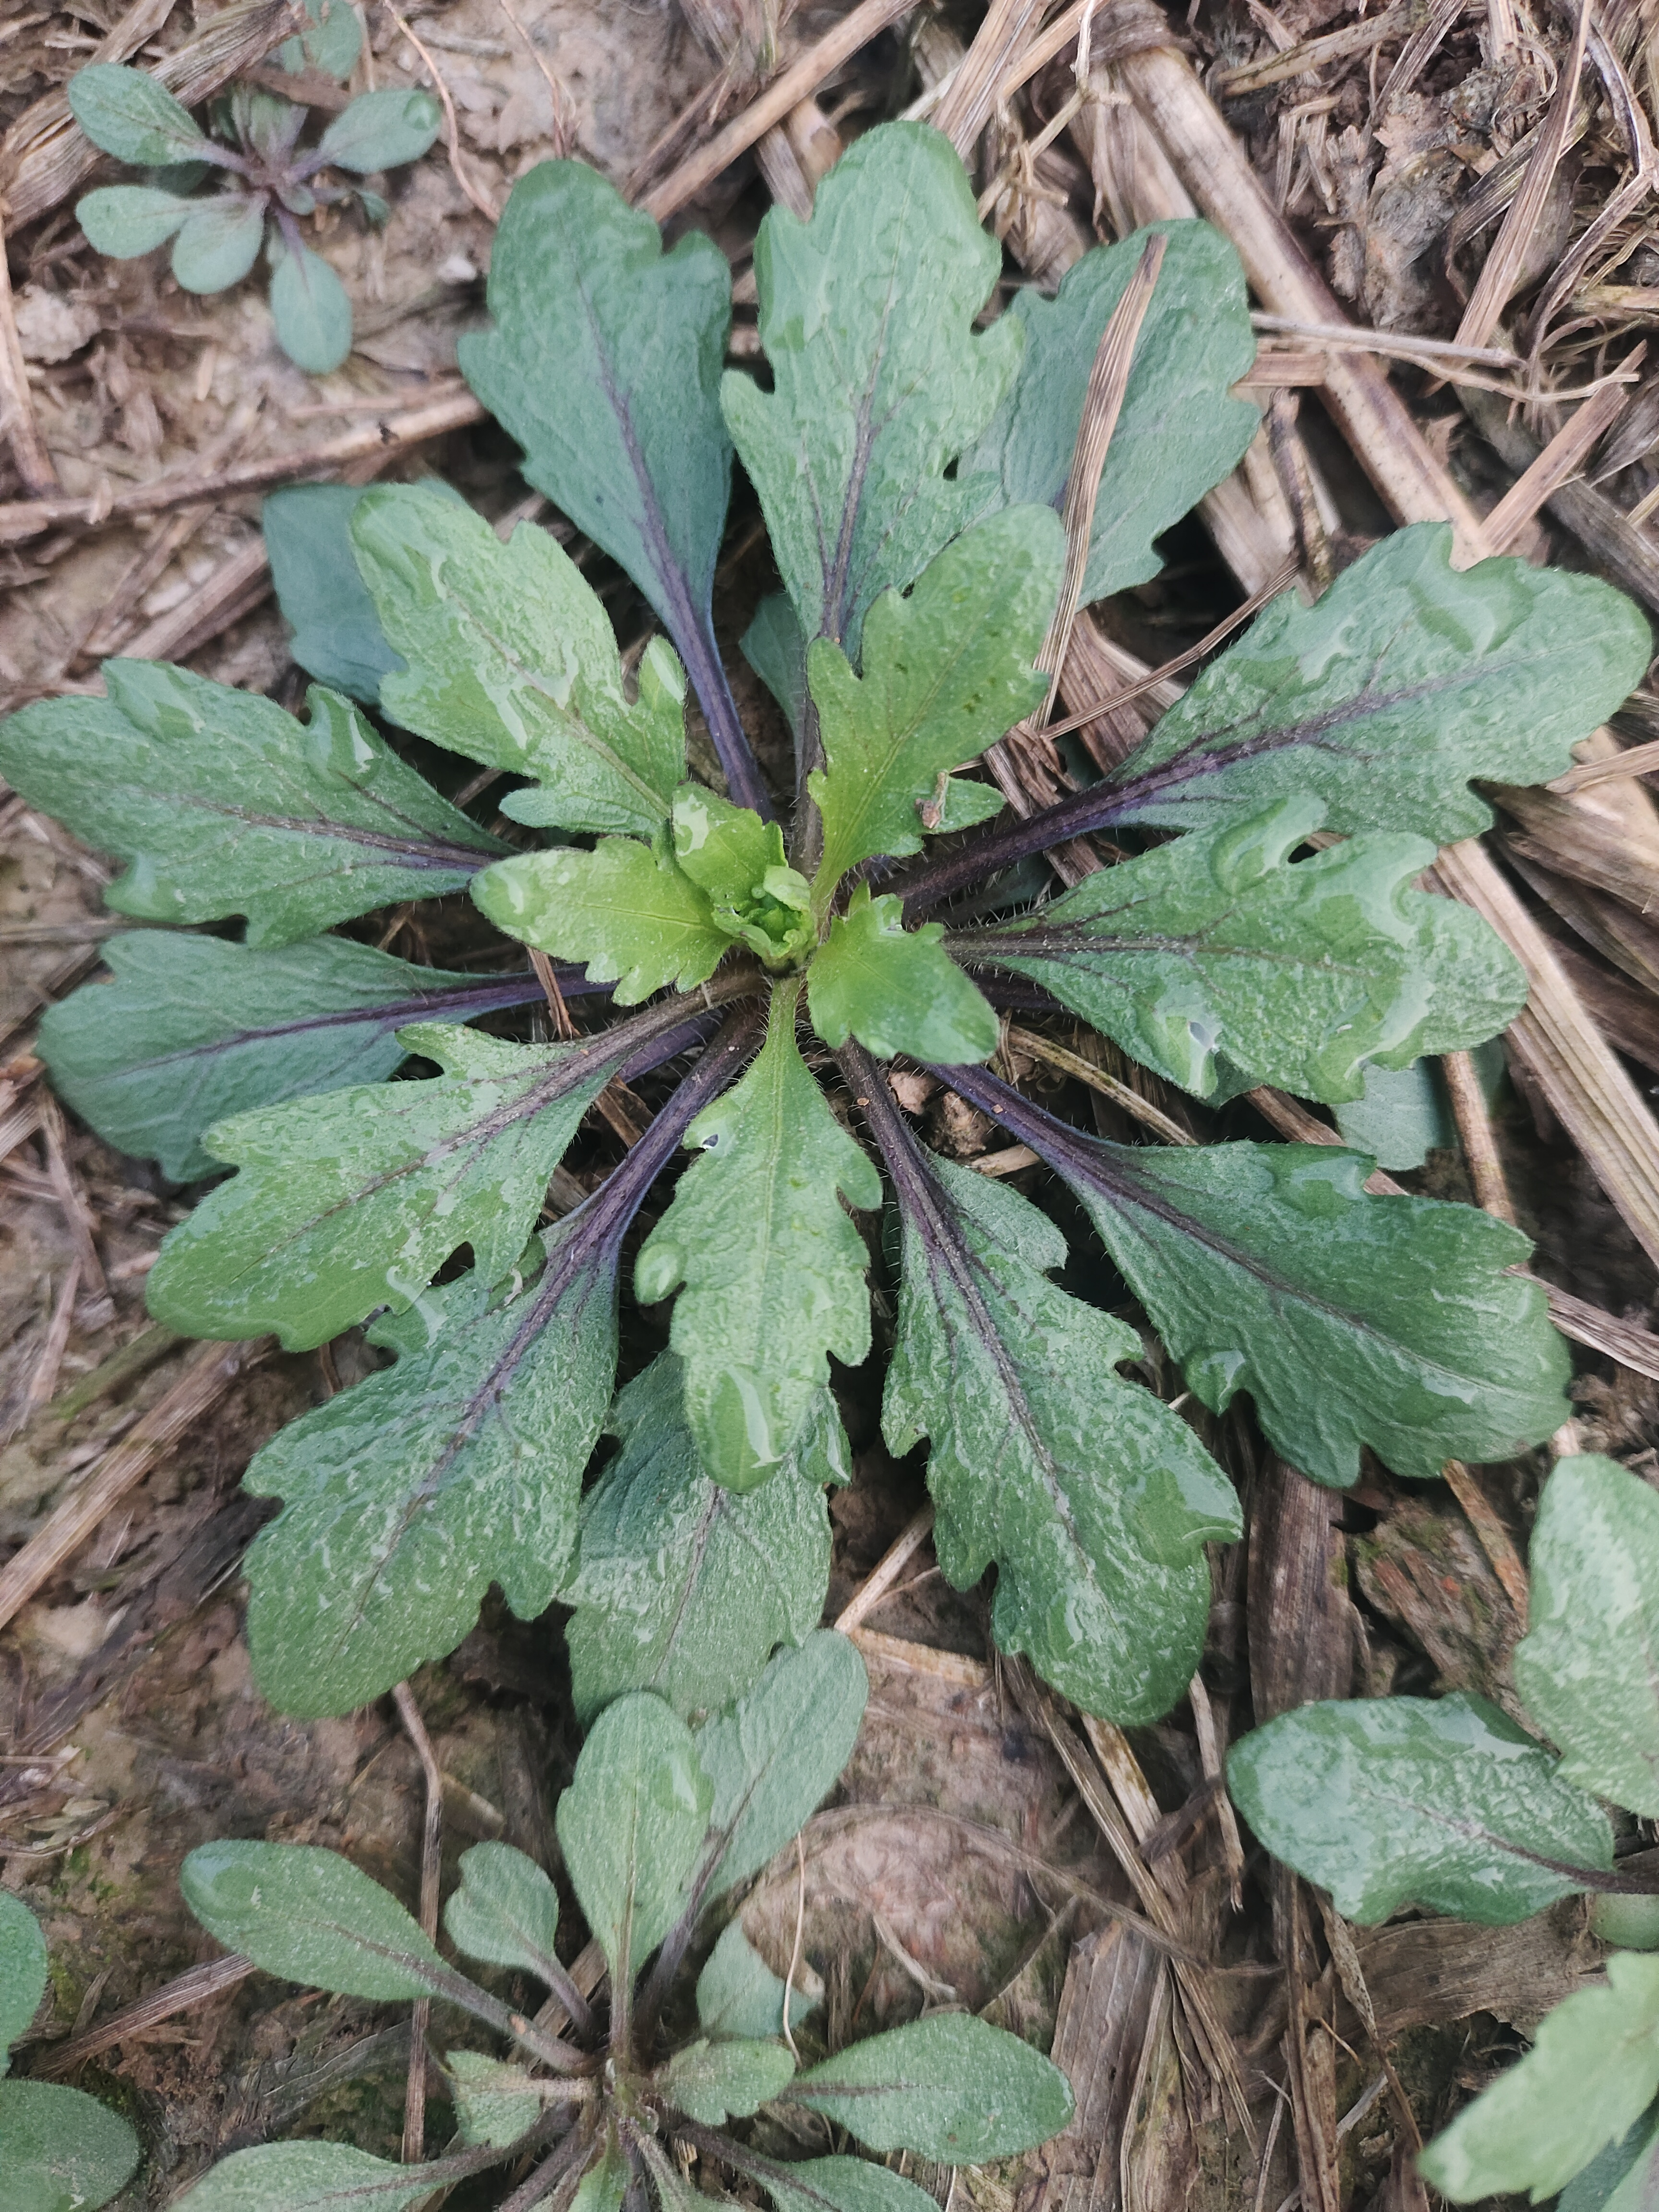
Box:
[659,2037,795,2124]
[809,888,997,1063]
[0,1894,47,2068]
[446,2052,542,2150]
[351,483,685,835]
[695,1919,817,2041]
[788,2014,1075,2162]
[473,836,731,1003]
[0,662,503,947]
[721,121,1022,653]
[443,1841,565,1983]
[808,507,1060,890]
[173,2140,466,2212]
[1514,1454,1659,1815]
[1225,1694,1614,1924]
[180,1839,445,1997]
[0,2080,140,2212]
[637,987,879,1490]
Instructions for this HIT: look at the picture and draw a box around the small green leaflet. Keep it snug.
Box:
[637,986,878,1491]
[1225,1693,1614,1924]
[474,835,731,1003]
[0,1893,47,2068]
[269,241,354,375]
[788,2014,1075,2163]
[447,2052,543,2150]
[351,483,686,835]
[180,1839,445,1998]
[962,221,1258,607]
[659,2036,796,2124]
[751,2155,943,2212]
[146,1020,619,1348]
[68,63,206,164]
[696,1919,817,2041]
[884,1153,1240,1723]
[242,1222,616,1717]
[443,1841,564,1983]
[573,2135,630,2212]
[1111,525,1652,844]
[0,663,502,948]
[316,86,441,171]
[722,121,1022,654]
[264,481,422,704]
[277,0,363,81]
[807,507,1061,890]
[1332,1055,1457,1170]
[671,785,814,965]
[695,1630,869,1900]
[555,1692,713,1983]
[1515,1454,1659,1815]
[1418,1952,1659,2202]
[0,2080,141,2212]
[808,889,998,1063]
[77,183,193,258]
[171,196,264,293]
[959,796,1527,1101]
[563,1351,840,1722]
[173,2140,466,2212]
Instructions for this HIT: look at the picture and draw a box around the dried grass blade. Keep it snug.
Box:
[1482,359,1641,553]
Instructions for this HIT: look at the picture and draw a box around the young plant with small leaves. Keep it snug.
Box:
[163,1635,1075,2210]
[1227,1452,1659,2206]
[69,20,439,375]
[0,122,1640,1733]
[0,1892,142,2212]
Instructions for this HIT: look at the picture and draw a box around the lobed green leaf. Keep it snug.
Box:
[809,888,998,1064]
[659,2035,795,2124]
[442,1840,565,1983]
[474,833,733,1003]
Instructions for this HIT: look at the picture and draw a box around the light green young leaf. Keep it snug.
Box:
[180,1839,444,1997]
[636,987,878,1491]
[171,196,264,293]
[555,1693,713,1983]
[808,888,998,1064]
[789,2014,1075,2162]
[1418,1952,1659,2201]
[446,2051,544,2150]
[1113,525,1652,843]
[932,776,1005,834]
[242,1220,618,1716]
[443,1841,563,1982]
[695,1630,868,1899]
[68,63,206,163]
[884,1154,1240,1722]
[808,507,1060,891]
[1226,1694,1614,1924]
[754,2155,943,2212]
[0,663,502,947]
[147,1021,620,1347]
[1054,1137,1570,1487]
[270,241,352,373]
[351,483,685,835]
[474,836,732,1003]
[318,86,441,171]
[1515,1454,1659,1815]
[0,2080,141,2212]
[173,2140,463,2212]
[659,2036,795,2125]
[696,1919,818,2041]
[670,785,814,964]
[76,183,193,257]
[0,1894,48,2068]
[962,221,1257,606]
[960,796,1527,1101]
[722,121,1021,653]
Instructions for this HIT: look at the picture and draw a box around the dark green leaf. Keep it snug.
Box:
[1596,2116,1659,2212]
[270,241,353,373]
[958,796,1526,1101]
[171,195,264,292]
[173,2140,466,2212]
[473,835,731,1003]
[1332,1057,1452,1170]
[180,1839,444,1997]
[695,1919,817,2041]
[555,1692,712,1982]
[659,2036,795,2124]
[742,595,808,747]
[721,121,1021,653]
[789,2014,1075,2162]
[446,2052,544,2150]
[962,221,1257,606]
[276,0,363,80]
[76,183,193,257]
[264,481,447,705]
[0,2080,141,2212]
[0,662,502,947]
[754,2155,941,2212]
[0,1894,47,2068]
[572,2135,630,2212]
[1514,1454,1659,1815]
[68,63,206,164]
[317,86,440,171]
[1226,1693,1614,1924]
[808,889,998,1064]
[565,1351,839,1722]
[443,1841,564,1982]
[352,482,685,835]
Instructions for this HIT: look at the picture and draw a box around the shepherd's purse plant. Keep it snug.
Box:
[0,121,1644,1732]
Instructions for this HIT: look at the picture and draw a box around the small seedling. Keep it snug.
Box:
[166,1635,1075,2208]
[0,1891,142,2211]
[68,36,440,374]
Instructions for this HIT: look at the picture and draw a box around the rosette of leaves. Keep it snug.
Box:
[0,122,1641,1735]
[0,1892,142,2212]
[1226,1452,1659,2206]
[164,1635,1076,2210]
[68,45,440,374]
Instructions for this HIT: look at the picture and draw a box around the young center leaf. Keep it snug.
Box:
[659,2037,796,2125]
[0,1893,47,2067]
[443,1841,564,1984]
[695,1918,818,2042]
[475,836,733,1003]
[38,931,549,1183]
[809,889,998,1064]
[953,795,1527,1102]
[351,483,686,835]
[670,786,815,966]
[563,1351,841,1723]
[787,2014,1074,2162]
[68,62,208,164]
[962,220,1258,606]
[0,2080,141,2212]
[0,663,503,946]
[721,120,1022,656]
[1225,1694,1615,1924]
[1514,1454,1659,1815]
[1418,1951,1659,2202]
[636,984,879,1491]
[181,1839,445,1997]
[457,159,763,812]
[807,506,1062,890]
[555,1693,713,1983]
[865,1070,1241,1722]
[939,1064,1572,1488]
